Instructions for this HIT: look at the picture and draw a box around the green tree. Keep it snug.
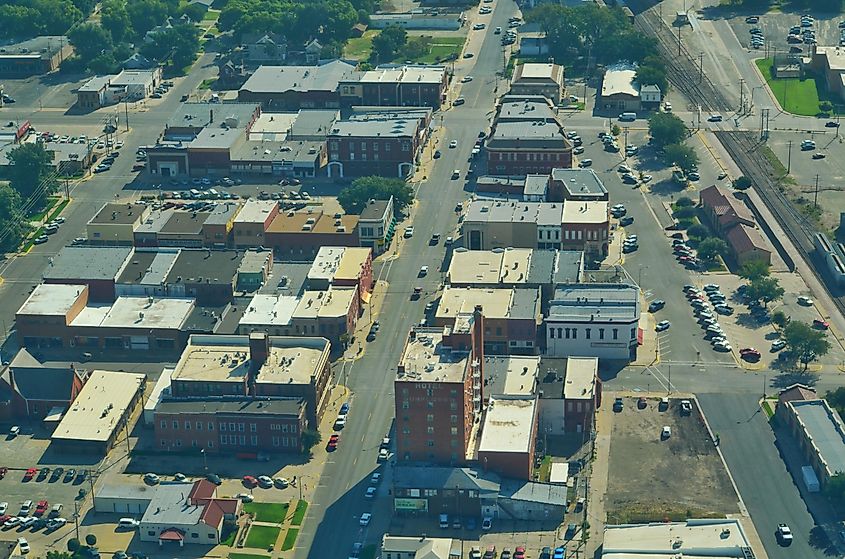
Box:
[826,386,845,416]
[181,2,207,21]
[687,223,709,240]
[8,143,57,210]
[783,320,831,370]
[0,5,40,39]
[739,260,770,281]
[733,176,753,190]
[101,0,133,43]
[673,206,695,219]
[67,539,81,553]
[636,64,668,97]
[664,143,699,174]
[85,534,97,547]
[648,113,687,148]
[825,472,845,502]
[33,0,83,34]
[675,196,694,207]
[338,176,414,215]
[126,0,170,38]
[772,310,789,328]
[141,22,200,68]
[0,183,28,252]
[69,22,114,67]
[697,237,728,263]
[370,24,407,63]
[747,276,784,307]
[301,429,321,454]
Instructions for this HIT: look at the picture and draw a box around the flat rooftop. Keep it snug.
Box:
[358,65,445,84]
[562,200,608,224]
[117,249,179,285]
[447,248,533,285]
[240,61,357,94]
[156,397,304,416]
[52,370,145,443]
[464,200,563,226]
[478,396,536,454]
[601,64,638,98]
[167,102,260,131]
[17,283,85,317]
[602,519,751,559]
[0,35,68,58]
[436,286,540,321]
[43,246,132,281]
[240,294,299,326]
[89,203,149,225]
[551,168,608,196]
[293,288,355,319]
[497,99,557,121]
[397,328,469,383]
[791,400,845,476]
[234,199,277,223]
[267,210,357,233]
[514,62,561,81]
[71,297,194,330]
[490,120,565,142]
[191,126,243,150]
[165,249,243,285]
[307,246,345,282]
[564,357,597,400]
[484,355,540,397]
[549,283,639,323]
[172,335,329,386]
[140,482,203,527]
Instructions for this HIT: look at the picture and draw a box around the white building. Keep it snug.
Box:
[602,519,753,558]
[545,284,640,361]
[381,535,459,559]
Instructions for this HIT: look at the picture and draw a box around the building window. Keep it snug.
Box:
[175,440,181,447]
[613,328,618,340]
[161,439,166,447]
[172,420,179,429]
[385,143,391,151]
[272,436,280,447]
[291,424,297,433]
[424,489,437,496]
[427,440,435,447]
[450,414,458,424]
[196,422,203,431]
[229,422,236,431]
[282,424,289,433]
[251,436,258,446]
[450,400,457,411]
[208,422,214,431]
[402,400,409,409]
[185,421,191,430]
[220,435,227,445]
[282,437,289,447]
[208,441,214,448]
[599,328,605,340]
[426,414,434,423]
[401,142,410,151]
[239,435,246,445]
[427,426,435,434]
[160,420,166,429]
[238,423,245,432]
[402,427,410,435]
[586,328,591,340]
[550,329,554,339]
[361,141,367,150]
[451,427,458,435]
[564,328,570,339]
[250,423,257,432]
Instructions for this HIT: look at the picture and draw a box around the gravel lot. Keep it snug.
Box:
[606,396,738,524]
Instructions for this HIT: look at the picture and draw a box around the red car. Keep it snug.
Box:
[34,500,48,516]
[740,348,761,361]
[327,434,340,451]
[242,475,258,488]
[514,547,526,559]
[0,515,9,525]
[813,319,830,330]
[23,468,37,481]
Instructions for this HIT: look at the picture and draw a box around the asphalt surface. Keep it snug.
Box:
[294,2,521,558]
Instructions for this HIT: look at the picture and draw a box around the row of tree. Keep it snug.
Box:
[0,0,94,40]
[648,112,700,174]
[337,176,414,216]
[68,0,200,73]
[0,143,59,251]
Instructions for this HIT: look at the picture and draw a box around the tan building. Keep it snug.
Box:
[87,203,152,245]
[561,201,609,260]
[462,200,563,251]
[510,62,565,103]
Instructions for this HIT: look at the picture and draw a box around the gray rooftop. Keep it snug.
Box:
[548,283,639,323]
[551,168,608,197]
[43,246,132,281]
[140,482,204,526]
[329,110,430,139]
[0,36,68,58]
[523,174,548,197]
[511,287,542,319]
[499,479,567,506]
[156,397,304,416]
[554,250,583,284]
[360,198,392,221]
[167,103,260,131]
[240,60,357,94]
[90,203,148,225]
[464,200,563,227]
[231,139,322,165]
[497,98,557,122]
[791,400,845,476]
[116,249,179,285]
[78,75,113,92]
[289,110,340,139]
[165,249,243,285]
[489,121,568,145]
[393,466,500,495]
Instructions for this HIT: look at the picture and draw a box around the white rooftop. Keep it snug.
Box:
[307,246,345,282]
[447,248,533,285]
[478,396,536,454]
[602,519,751,559]
[17,284,85,317]
[293,287,355,319]
[240,294,298,326]
[70,297,194,330]
[563,200,608,224]
[398,328,470,384]
[564,357,597,400]
[517,62,560,80]
[601,64,639,98]
[234,199,277,223]
[52,370,146,443]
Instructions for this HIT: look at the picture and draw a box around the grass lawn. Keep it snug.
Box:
[245,525,280,550]
[537,456,552,482]
[290,500,308,526]
[202,9,220,21]
[30,196,60,222]
[755,58,825,116]
[281,528,299,551]
[228,554,268,559]
[762,400,775,419]
[199,78,216,90]
[344,30,377,61]
[220,523,238,546]
[415,36,465,64]
[243,502,289,524]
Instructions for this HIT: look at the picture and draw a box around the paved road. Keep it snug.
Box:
[295,2,520,558]
[0,54,218,358]
[697,393,830,559]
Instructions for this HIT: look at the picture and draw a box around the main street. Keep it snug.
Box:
[295,2,521,557]
[0,54,218,358]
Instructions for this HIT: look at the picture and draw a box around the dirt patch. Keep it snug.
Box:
[606,396,738,524]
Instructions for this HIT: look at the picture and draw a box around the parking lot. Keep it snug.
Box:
[728,12,844,57]
[605,395,738,524]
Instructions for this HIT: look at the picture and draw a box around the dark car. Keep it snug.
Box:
[206,473,222,485]
[366,325,377,342]
[539,548,551,559]
[826,121,840,127]
[648,300,665,312]
[37,468,50,481]
[50,468,64,482]
[613,397,623,412]
[64,469,76,482]
[620,216,634,226]
[433,150,441,159]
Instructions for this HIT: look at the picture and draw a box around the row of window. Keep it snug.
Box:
[400,400,458,411]
[491,152,563,161]
[400,413,460,424]
[549,326,636,341]
[158,435,297,448]
[159,421,296,433]
[147,530,214,540]
[329,141,412,152]
[402,426,460,435]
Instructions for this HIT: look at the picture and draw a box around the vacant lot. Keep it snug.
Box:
[606,396,738,524]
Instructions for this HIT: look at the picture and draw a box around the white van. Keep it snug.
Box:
[439,514,449,528]
[118,518,140,529]
[618,112,637,121]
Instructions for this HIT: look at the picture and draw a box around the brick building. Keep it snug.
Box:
[394,307,484,466]
[43,246,133,302]
[264,208,360,259]
[154,397,306,454]
[561,201,609,260]
[326,109,431,179]
[168,333,332,426]
[237,61,357,109]
[232,200,279,248]
[340,65,448,108]
[510,63,564,104]
[477,395,538,479]
[0,349,86,421]
[0,36,72,77]
[461,200,564,251]
[562,357,601,434]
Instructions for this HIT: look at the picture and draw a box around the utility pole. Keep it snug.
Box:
[739,79,745,113]
[814,174,820,209]
[787,140,792,173]
[623,127,629,158]
[64,178,70,200]
[677,24,682,57]
[124,99,130,132]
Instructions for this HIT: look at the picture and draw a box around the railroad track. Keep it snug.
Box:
[635,8,845,321]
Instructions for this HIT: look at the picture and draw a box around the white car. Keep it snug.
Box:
[461,75,473,83]
[370,472,382,484]
[257,475,273,488]
[618,164,632,173]
[449,140,458,148]
[578,159,592,167]
[573,146,584,155]
[365,487,376,498]
[9,426,20,437]
[797,296,813,306]
[0,502,6,515]
[482,517,493,530]
[661,426,671,439]
[144,473,160,485]
[419,265,428,277]
[17,538,29,555]
[236,493,254,503]
[404,227,414,238]
[656,320,671,332]
[359,513,372,526]
[47,518,67,530]
[472,23,486,30]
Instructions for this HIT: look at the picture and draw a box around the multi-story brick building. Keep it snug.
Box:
[154,397,306,454]
[394,307,484,466]
[509,63,565,104]
[326,109,431,178]
[340,65,448,108]
[461,200,564,251]
[168,333,332,426]
[561,201,609,260]
[232,200,279,248]
[237,61,357,109]
[264,208,360,259]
